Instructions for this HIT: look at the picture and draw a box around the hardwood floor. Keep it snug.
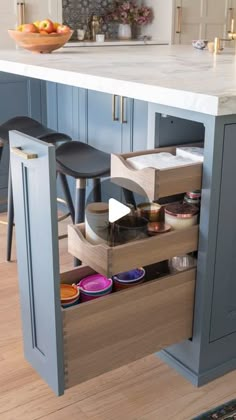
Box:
[0,214,236,420]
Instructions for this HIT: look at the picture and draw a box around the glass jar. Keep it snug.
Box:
[85,202,109,244]
[164,202,199,230]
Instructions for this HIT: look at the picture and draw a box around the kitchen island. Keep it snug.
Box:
[1,45,236,394]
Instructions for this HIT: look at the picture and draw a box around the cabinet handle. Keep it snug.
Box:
[112,94,119,121]
[176,6,182,34]
[228,7,234,33]
[17,2,25,26]
[11,147,38,160]
[120,96,127,124]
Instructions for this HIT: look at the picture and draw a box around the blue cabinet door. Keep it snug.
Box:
[9,131,64,395]
[210,124,236,341]
[87,91,123,153]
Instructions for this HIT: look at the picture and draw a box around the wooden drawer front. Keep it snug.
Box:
[68,223,199,277]
[111,146,202,200]
[62,266,196,389]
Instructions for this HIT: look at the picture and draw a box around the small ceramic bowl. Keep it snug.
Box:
[192,39,208,49]
[113,268,145,291]
[60,284,79,301]
[78,274,113,302]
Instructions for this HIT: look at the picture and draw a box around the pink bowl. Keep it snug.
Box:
[78,274,112,294]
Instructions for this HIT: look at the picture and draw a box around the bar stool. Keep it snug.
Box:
[0,116,135,262]
[0,117,74,261]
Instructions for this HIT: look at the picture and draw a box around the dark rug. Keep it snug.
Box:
[193,399,236,419]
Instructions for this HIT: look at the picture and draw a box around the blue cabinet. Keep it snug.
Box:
[0,72,45,211]
[210,124,236,341]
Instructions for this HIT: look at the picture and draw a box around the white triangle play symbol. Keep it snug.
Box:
[108,198,131,223]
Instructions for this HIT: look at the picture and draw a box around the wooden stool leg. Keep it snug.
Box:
[6,171,14,262]
[93,178,102,202]
[58,172,75,222]
[122,188,136,209]
[74,179,86,267]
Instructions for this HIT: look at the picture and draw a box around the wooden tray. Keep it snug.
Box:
[68,223,199,277]
[111,146,203,200]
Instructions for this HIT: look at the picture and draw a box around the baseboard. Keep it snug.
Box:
[158,350,236,387]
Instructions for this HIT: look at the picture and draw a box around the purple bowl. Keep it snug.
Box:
[113,268,145,284]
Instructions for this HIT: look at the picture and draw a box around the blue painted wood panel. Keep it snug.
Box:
[210,123,236,341]
[9,131,64,395]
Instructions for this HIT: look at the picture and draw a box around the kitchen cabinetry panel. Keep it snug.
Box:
[210,124,236,341]
[9,131,64,396]
[174,0,230,44]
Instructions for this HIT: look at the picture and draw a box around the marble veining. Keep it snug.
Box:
[0,45,236,115]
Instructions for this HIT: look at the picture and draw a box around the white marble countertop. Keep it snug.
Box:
[0,45,236,115]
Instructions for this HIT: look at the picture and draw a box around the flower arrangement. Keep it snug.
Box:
[106,1,153,26]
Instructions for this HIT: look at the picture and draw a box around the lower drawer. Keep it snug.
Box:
[61,265,196,389]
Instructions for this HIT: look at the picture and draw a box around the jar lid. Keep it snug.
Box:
[186,190,201,199]
[86,202,108,214]
[165,202,199,219]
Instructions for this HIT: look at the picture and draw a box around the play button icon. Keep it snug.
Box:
[108,198,131,223]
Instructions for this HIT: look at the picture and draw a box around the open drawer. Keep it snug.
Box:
[61,265,196,390]
[68,223,199,277]
[111,146,203,200]
[10,132,197,397]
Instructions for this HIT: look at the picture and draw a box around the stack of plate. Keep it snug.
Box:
[112,268,145,291]
[78,274,113,302]
[60,284,80,308]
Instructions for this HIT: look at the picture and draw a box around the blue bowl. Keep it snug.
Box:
[113,268,145,284]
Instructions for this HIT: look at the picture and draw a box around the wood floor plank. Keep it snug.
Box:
[1,212,236,420]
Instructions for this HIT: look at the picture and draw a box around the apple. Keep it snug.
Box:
[39,19,54,34]
[39,30,48,35]
[33,20,41,29]
[22,23,39,33]
[53,22,60,31]
[16,24,23,31]
[56,24,71,34]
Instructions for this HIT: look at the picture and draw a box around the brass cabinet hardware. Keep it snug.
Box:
[11,147,38,160]
[228,7,234,33]
[17,2,25,26]
[120,96,127,124]
[176,6,182,34]
[112,94,119,121]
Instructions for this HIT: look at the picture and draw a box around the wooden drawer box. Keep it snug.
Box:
[61,265,196,390]
[111,146,203,200]
[68,223,199,277]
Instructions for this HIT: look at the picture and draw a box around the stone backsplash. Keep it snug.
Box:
[62,0,117,40]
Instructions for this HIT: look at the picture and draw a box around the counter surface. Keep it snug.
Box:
[0,45,236,115]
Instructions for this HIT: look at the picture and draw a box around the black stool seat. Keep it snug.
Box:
[56,141,110,178]
[0,116,71,146]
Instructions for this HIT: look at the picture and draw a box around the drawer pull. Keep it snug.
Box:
[228,7,234,33]
[17,2,25,26]
[11,147,38,160]
[112,94,119,121]
[120,96,127,124]
[176,6,182,34]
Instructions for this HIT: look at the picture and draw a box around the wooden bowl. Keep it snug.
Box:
[8,29,73,53]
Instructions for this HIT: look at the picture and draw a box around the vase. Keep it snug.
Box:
[118,23,132,40]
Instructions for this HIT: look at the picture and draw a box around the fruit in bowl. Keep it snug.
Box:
[8,19,73,53]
